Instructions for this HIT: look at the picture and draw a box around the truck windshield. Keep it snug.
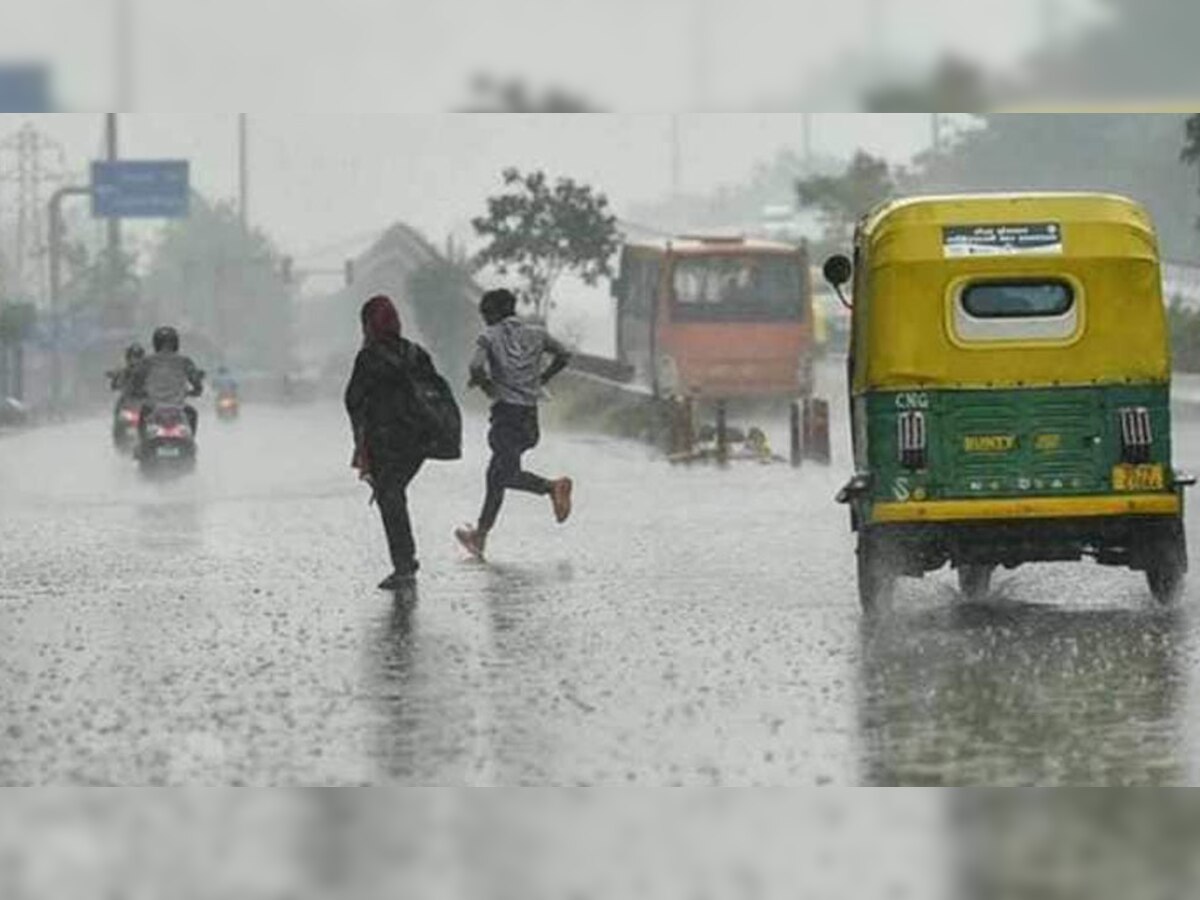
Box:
[671,256,805,322]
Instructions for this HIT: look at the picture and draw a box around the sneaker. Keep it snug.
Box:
[550,477,574,524]
[378,570,417,591]
[455,526,487,560]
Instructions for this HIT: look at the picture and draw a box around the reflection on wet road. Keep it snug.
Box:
[1,401,1198,784]
[861,600,1187,785]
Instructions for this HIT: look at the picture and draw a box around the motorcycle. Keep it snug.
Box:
[136,404,197,474]
[111,398,141,453]
[215,389,239,421]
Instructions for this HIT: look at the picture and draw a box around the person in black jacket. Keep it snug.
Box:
[344,295,443,589]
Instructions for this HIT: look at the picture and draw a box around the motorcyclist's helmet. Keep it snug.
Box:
[125,343,145,365]
[152,326,180,353]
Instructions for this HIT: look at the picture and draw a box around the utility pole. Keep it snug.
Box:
[105,113,121,274]
[0,122,68,305]
[238,113,249,231]
[48,185,94,409]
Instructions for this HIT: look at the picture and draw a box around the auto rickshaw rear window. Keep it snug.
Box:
[961,280,1074,319]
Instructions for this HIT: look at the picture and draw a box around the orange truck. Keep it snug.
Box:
[607,235,830,464]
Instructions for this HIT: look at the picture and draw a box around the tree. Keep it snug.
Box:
[472,168,620,319]
[143,195,293,370]
[459,75,601,112]
[406,252,478,383]
[796,151,897,249]
[1167,298,1200,373]
[1182,116,1200,232]
[863,56,989,113]
[0,301,36,400]
[913,114,1199,260]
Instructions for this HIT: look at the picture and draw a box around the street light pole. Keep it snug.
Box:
[48,185,94,410]
[105,113,121,275]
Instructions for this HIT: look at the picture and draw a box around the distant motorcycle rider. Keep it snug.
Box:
[212,365,238,397]
[107,343,145,400]
[128,326,205,435]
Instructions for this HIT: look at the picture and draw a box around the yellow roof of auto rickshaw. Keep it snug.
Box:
[861,192,1155,259]
[852,192,1169,391]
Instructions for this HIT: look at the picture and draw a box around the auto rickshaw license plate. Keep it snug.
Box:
[1112,463,1164,492]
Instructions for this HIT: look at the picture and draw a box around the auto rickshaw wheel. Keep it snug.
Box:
[957,565,994,602]
[1145,519,1187,605]
[857,532,898,614]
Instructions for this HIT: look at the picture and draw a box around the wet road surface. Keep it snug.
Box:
[1,398,1199,785]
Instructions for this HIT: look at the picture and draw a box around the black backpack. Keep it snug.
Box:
[380,341,462,461]
[409,363,462,460]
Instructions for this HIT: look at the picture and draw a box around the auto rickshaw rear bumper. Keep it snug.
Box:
[859,494,1184,573]
[869,493,1180,525]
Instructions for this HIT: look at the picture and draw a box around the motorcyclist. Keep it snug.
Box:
[128,326,205,436]
[211,365,238,397]
[107,343,145,399]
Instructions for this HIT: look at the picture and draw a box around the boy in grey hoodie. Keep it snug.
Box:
[456,289,573,559]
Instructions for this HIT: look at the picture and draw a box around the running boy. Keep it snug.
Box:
[455,289,573,559]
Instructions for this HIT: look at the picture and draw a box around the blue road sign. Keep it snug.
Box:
[91,160,190,218]
[0,64,51,112]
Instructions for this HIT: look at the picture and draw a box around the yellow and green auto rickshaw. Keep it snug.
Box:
[823,192,1192,611]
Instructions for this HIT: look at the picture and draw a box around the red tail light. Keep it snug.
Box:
[120,409,140,424]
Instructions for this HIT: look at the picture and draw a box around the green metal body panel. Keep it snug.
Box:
[858,384,1172,506]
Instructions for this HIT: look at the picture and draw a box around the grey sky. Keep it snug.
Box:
[6,113,964,265]
[4,0,1102,111]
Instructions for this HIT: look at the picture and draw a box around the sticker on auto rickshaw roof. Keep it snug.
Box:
[943,223,1063,258]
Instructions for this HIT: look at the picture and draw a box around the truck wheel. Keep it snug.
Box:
[1145,519,1187,605]
[957,565,994,602]
[857,533,898,614]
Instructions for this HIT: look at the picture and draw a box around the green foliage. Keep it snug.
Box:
[60,243,140,328]
[143,195,291,368]
[914,114,1199,260]
[863,57,988,112]
[460,76,601,112]
[472,168,620,318]
[0,301,36,345]
[796,151,897,249]
[1182,114,1200,168]
[1167,298,1200,372]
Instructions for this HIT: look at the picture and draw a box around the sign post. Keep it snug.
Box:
[91,160,190,219]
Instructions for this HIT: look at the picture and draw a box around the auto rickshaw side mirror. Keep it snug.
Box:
[822,254,853,309]
[823,254,852,287]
